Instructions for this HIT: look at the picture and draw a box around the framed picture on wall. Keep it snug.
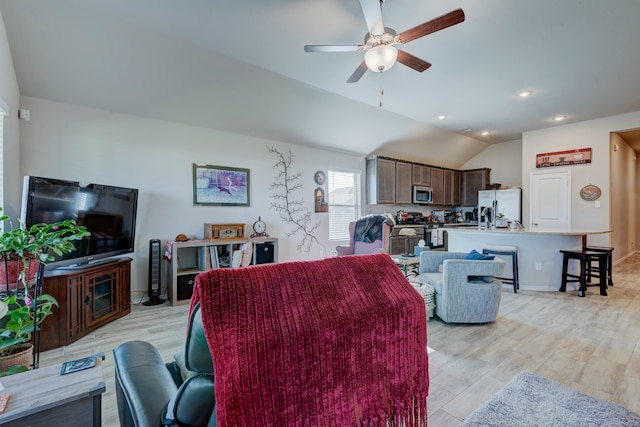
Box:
[192,163,251,206]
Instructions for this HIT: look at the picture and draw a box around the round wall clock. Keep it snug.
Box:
[314,170,326,185]
[252,216,268,237]
[580,184,602,201]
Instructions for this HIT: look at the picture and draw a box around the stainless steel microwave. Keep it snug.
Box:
[412,186,433,204]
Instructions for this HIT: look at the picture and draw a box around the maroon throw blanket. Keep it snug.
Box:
[191,253,429,426]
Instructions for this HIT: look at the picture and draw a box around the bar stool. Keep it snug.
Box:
[584,246,614,287]
[559,249,608,297]
[482,245,519,293]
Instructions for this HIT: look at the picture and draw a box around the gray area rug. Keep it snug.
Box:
[459,371,640,427]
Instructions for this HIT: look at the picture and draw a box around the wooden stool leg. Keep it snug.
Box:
[607,252,614,287]
[578,255,587,297]
[512,254,518,293]
[599,257,608,296]
[560,254,569,292]
[514,252,520,291]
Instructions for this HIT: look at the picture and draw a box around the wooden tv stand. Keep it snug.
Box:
[40,258,131,352]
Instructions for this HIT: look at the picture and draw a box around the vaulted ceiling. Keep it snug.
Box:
[2,0,640,166]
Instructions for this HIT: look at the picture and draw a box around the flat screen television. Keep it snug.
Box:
[20,176,138,270]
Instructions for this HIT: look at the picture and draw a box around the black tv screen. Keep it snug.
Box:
[20,176,138,269]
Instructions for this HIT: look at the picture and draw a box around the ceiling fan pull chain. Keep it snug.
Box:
[379,73,384,107]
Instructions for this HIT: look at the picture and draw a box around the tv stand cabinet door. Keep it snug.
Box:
[83,268,120,329]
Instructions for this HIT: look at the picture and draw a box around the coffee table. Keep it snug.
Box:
[0,357,105,426]
[391,256,420,276]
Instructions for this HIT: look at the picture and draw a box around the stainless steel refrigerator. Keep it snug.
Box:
[478,188,522,224]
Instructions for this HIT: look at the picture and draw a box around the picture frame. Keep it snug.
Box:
[192,163,251,206]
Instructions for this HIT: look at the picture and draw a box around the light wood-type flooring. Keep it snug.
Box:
[38,252,640,426]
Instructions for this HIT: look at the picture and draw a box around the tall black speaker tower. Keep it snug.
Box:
[144,239,165,306]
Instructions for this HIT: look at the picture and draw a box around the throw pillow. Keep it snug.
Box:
[465,249,495,260]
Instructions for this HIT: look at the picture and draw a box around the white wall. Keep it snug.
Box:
[460,139,523,187]
[522,111,640,256]
[610,133,637,256]
[0,10,21,220]
[18,96,364,297]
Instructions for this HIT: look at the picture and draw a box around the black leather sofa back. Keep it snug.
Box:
[114,302,216,426]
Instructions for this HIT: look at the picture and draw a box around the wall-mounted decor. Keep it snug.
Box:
[314,170,326,185]
[267,146,320,253]
[192,163,250,206]
[536,148,592,168]
[580,184,602,201]
[314,187,328,213]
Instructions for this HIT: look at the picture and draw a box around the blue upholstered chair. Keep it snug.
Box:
[417,251,505,323]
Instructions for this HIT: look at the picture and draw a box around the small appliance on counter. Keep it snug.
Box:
[395,211,425,224]
[443,210,454,223]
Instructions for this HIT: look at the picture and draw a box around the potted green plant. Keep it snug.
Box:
[0,207,90,369]
[495,211,508,228]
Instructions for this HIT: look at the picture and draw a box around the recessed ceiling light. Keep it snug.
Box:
[518,90,533,98]
[437,114,447,120]
[553,115,567,121]
[462,128,473,132]
[480,130,490,136]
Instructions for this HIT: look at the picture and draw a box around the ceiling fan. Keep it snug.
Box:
[304,0,465,83]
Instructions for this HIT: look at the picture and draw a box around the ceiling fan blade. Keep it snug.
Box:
[304,45,363,53]
[359,0,384,36]
[396,49,432,72]
[397,8,465,44]
[347,61,369,83]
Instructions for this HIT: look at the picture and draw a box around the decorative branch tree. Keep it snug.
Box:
[267,146,320,253]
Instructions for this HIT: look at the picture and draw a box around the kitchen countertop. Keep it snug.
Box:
[445,227,611,236]
[446,227,611,292]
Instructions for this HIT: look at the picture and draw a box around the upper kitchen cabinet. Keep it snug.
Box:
[395,161,412,204]
[366,156,396,204]
[461,168,491,206]
[431,167,444,205]
[444,170,461,206]
[366,156,413,204]
[412,164,431,186]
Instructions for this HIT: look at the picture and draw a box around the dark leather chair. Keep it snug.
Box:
[113,302,216,426]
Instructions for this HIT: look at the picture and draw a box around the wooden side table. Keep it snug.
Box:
[0,358,105,426]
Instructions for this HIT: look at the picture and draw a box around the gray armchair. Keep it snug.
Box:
[417,251,505,323]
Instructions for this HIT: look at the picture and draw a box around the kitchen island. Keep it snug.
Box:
[446,228,611,292]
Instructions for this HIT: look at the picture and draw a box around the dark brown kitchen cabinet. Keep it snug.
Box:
[40,258,131,351]
[412,164,431,186]
[366,156,396,204]
[367,156,412,204]
[431,167,444,205]
[395,161,413,204]
[444,170,461,206]
[461,168,491,206]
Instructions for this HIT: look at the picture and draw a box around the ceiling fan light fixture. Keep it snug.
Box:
[364,44,398,72]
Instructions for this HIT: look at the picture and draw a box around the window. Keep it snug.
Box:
[0,106,4,229]
[328,169,361,241]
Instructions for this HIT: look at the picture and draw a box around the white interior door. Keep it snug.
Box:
[530,170,571,230]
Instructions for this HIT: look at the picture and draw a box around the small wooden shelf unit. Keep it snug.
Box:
[166,237,278,306]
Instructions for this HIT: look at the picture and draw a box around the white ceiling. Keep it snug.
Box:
[2,0,640,166]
